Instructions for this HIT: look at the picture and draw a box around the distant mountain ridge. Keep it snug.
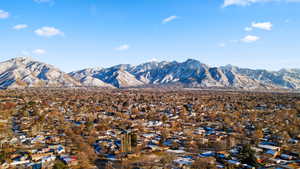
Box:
[0,57,80,89]
[0,57,299,90]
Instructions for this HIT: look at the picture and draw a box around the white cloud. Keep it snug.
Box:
[251,22,272,30]
[115,44,130,51]
[35,27,63,37]
[241,35,260,43]
[223,0,300,7]
[0,10,9,19]
[162,15,178,24]
[244,27,253,31]
[32,49,46,55]
[223,0,261,7]
[13,24,28,30]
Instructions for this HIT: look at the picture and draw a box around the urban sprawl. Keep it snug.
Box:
[0,89,300,169]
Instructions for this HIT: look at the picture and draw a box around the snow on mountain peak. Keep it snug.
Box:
[0,57,299,90]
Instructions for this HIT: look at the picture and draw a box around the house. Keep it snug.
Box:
[144,144,161,151]
[264,149,279,158]
[280,154,294,160]
[31,153,53,161]
[199,151,215,157]
[10,160,30,166]
[174,156,194,167]
[57,145,65,154]
[41,155,56,163]
[60,155,78,166]
[166,149,186,154]
[227,159,241,166]
[258,144,280,151]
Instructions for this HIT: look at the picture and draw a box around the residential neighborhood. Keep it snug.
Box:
[0,88,300,168]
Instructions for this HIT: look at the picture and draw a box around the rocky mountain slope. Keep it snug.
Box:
[70,59,291,89]
[0,57,81,89]
[68,68,114,88]
[0,57,299,90]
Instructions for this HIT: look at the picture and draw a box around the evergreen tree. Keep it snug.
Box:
[238,144,261,168]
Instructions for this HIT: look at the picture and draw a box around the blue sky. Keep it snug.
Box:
[0,0,299,72]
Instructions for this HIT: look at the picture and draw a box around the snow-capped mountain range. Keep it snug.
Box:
[0,57,81,89]
[0,57,299,90]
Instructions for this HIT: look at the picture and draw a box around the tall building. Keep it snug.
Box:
[121,130,138,154]
[121,130,132,153]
